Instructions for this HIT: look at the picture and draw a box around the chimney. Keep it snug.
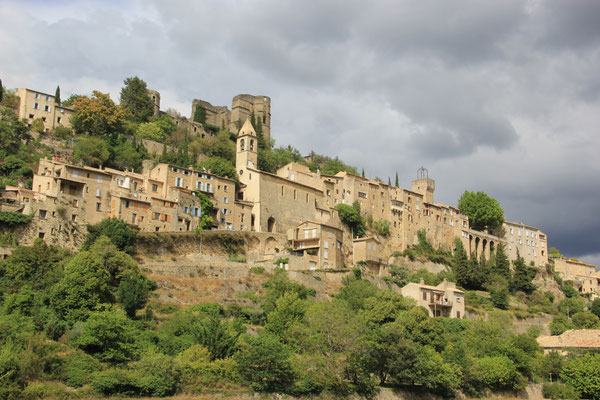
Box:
[420,278,425,285]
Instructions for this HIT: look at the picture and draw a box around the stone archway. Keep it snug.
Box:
[267,216,276,233]
[264,236,278,255]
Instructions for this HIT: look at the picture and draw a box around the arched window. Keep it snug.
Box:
[240,139,245,150]
[250,139,254,150]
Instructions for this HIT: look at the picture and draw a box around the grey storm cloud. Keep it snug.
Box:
[1,0,600,264]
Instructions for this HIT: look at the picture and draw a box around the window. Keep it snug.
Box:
[72,169,78,178]
[456,296,461,302]
[175,177,183,187]
[96,188,101,197]
[44,105,50,112]
[153,212,160,220]
[57,117,62,123]
[39,210,47,219]
[324,241,329,249]
[423,291,427,300]
[328,232,332,239]
[152,184,158,192]
[337,241,341,249]
[34,93,40,99]
[73,199,78,207]
[323,251,328,259]
[124,200,130,208]
[45,95,50,101]
[29,114,34,119]
[96,202,101,211]
[34,102,40,109]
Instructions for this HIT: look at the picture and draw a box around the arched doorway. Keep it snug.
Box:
[267,217,275,233]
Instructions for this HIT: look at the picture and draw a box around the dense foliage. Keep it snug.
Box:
[458,190,504,232]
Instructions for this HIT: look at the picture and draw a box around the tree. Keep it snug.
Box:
[73,137,110,167]
[84,218,137,253]
[458,190,504,231]
[510,252,536,294]
[493,243,511,280]
[71,91,128,137]
[135,122,166,142]
[561,353,600,399]
[119,76,154,123]
[0,79,3,103]
[72,310,140,363]
[0,108,30,159]
[489,281,510,310]
[571,311,599,329]
[49,252,112,324]
[361,168,365,178]
[367,322,417,384]
[111,141,143,171]
[54,85,61,105]
[549,314,572,335]
[193,104,207,123]
[235,332,295,392]
[197,157,238,182]
[395,172,399,187]
[591,298,600,318]
[336,203,366,238]
[117,273,150,318]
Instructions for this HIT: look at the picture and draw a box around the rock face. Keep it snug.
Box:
[533,269,564,302]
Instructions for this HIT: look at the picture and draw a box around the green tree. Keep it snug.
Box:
[367,322,417,384]
[193,104,207,123]
[0,109,30,159]
[493,243,511,280]
[49,252,112,324]
[120,76,154,123]
[452,238,470,288]
[192,191,215,229]
[235,332,295,392]
[197,157,238,182]
[84,218,137,253]
[395,172,399,187]
[111,141,143,171]
[510,253,537,294]
[572,311,600,329]
[336,278,378,311]
[135,122,166,142]
[71,91,128,137]
[118,273,151,318]
[489,280,510,310]
[265,291,308,338]
[72,310,140,363]
[192,315,241,361]
[458,190,504,231]
[561,353,600,399]
[54,85,61,105]
[73,137,110,167]
[550,314,573,335]
[336,203,366,237]
[591,298,600,318]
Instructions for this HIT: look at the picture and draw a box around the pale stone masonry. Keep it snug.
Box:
[400,279,465,318]
[16,88,75,132]
[503,221,549,267]
[537,330,600,354]
[554,258,600,298]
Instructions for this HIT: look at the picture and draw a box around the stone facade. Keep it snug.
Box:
[400,279,465,318]
[16,88,75,132]
[554,258,600,297]
[289,220,344,270]
[504,221,549,267]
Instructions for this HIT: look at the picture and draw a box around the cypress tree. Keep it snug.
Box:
[55,85,61,105]
[452,239,470,288]
[493,243,511,280]
[511,251,536,294]
[388,177,391,185]
[395,172,399,187]
[361,168,365,178]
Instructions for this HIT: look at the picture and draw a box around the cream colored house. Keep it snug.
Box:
[503,221,548,267]
[288,220,344,270]
[554,258,600,297]
[353,236,386,275]
[16,88,74,132]
[400,279,465,318]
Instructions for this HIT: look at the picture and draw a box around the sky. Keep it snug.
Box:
[2,0,599,265]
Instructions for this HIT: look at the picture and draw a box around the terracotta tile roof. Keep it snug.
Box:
[537,330,600,349]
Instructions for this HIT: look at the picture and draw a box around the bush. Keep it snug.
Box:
[91,368,138,396]
[53,126,73,139]
[61,351,102,387]
[542,382,579,400]
[84,218,137,253]
[561,353,600,399]
[130,351,179,397]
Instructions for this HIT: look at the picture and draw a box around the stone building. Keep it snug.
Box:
[16,88,75,132]
[289,220,344,270]
[503,221,549,267]
[400,279,465,318]
[353,236,386,275]
[554,258,600,297]
[191,94,271,142]
[537,330,600,354]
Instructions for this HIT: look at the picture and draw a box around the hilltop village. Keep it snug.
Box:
[3,85,600,300]
[2,81,600,400]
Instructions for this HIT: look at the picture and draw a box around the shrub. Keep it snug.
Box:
[561,353,600,399]
[130,351,179,397]
[61,351,102,387]
[90,368,138,396]
[53,126,73,139]
[542,382,579,400]
[118,272,152,318]
[475,355,517,389]
[84,218,137,253]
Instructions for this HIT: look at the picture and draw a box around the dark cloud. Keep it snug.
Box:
[1,0,599,264]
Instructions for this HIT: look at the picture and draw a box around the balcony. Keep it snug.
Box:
[291,237,320,251]
[429,300,452,307]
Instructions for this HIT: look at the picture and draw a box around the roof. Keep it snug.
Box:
[537,330,600,349]
[401,281,464,294]
[238,118,256,137]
